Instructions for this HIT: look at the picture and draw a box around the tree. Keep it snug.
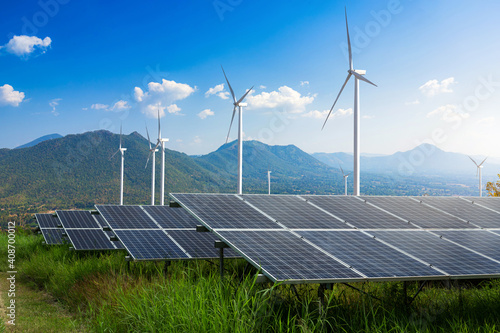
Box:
[486,174,500,197]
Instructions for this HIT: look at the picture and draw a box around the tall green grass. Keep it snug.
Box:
[3,230,500,332]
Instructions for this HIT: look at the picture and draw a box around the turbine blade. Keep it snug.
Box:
[110,149,119,160]
[322,73,352,130]
[226,106,237,143]
[145,151,153,169]
[145,125,152,150]
[236,86,254,104]
[346,172,352,177]
[345,7,353,71]
[351,71,377,87]
[157,108,161,140]
[468,155,479,167]
[479,156,488,166]
[221,66,237,103]
[337,162,345,176]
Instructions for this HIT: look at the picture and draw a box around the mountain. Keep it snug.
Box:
[0,132,490,226]
[15,133,63,149]
[313,144,500,178]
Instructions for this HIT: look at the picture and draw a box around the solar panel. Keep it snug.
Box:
[41,228,65,245]
[35,214,64,245]
[166,230,239,258]
[56,210,100,229]
[297,230,443,278]
[302,195,415,229]
[362,196,477,229]
[35,213,59,228]
[95,205,160,229]
[216,230,364,282]
[171,194,278,229]
[65,229,117,250]
[142,205,199,229]
[240,195,351,229]
[432,230,500,262]
[114,229,189,261]
[370,230,500,276]
[414,197,500,228]
[464,197,500,213]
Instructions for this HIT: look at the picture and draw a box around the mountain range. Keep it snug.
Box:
[1,131,498,225]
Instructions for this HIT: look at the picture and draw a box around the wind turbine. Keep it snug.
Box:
[468,156,488,197]
[110,124,126,205]
[145,125,158,205]
[322,8,377,196]
[156,110,169,206]
[338,162,351,196]
[221,66,253,195]
[267,169,272,195]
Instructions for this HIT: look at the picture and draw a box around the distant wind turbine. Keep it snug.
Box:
[338,162,351,196]
[156,110,169,206]
[145,125,158,205]
[322,8,377,196]
[468,156,488,197]
[110,124,126,205]
[221,65,253,195]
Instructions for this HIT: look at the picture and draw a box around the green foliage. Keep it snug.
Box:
[486,174,500,197]
[4,231,500,332]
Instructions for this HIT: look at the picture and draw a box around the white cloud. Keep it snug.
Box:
[405,99,420,105]
[205,83,229,100]
[91,103,109,110]
[49,98,61,116]
[134,79,196,118]
[476,116,495,126]
[362,115,375,119]
[247,86,315,114]
[111,100,131,111]
[427,104,469,121]
[198,108,214,119]
[259,85,267,90]
[193,136,202,144]
[0,84,25,107]
[1,35,51,57]
[166,104,181,114]
[419,77,456,97]
[302,108,352,120]
[300,81,309,86]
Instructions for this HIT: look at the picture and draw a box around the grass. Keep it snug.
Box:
[2,229,500,332]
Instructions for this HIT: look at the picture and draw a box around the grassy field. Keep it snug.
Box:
[2,229,500,332]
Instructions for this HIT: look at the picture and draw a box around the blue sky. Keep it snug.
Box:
[1,0,499,158]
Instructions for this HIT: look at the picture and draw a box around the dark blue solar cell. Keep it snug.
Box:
[65,229,117,250]
[41,228,64,245]
[167,230,240,258]
[35,213,60,228]
[96,205,159,229]
[56,210,100,229]
[143,205,199,229]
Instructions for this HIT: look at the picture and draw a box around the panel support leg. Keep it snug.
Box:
[407,280,427,306]
[219,247,224,280]
[164,260,171,275]
[318,284,325,315]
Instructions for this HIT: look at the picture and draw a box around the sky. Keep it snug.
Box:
[1,0,499,157]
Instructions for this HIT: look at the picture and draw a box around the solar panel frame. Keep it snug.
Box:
[301,195,416,229]
[369,230,500,277]
[64,229,118,251]
[170,193,280,230]
[362,196,477,229]
[462,197,500,214]
[166,230,240,259]
[240,194,352,229]
[216,230,365,283]
[296,230,444,279]
[56,210,101,229]
[95,205,160,229]
[413,196,500,228]
[142,205,200,229]
[41,228,65,245]
[35,213,60,228]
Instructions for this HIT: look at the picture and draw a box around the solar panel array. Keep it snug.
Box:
[35,213,65,245]
[56,210,122,251]
[95,204,239,261]
[171,193,500,284]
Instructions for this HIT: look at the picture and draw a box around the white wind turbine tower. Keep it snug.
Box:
[468,156,488,197]
[110,124,126,205]
[156,110,169,206]
[322,8,377,196]
[338,162,351,196]
[221,66,253,195]
[145,125,158,205]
